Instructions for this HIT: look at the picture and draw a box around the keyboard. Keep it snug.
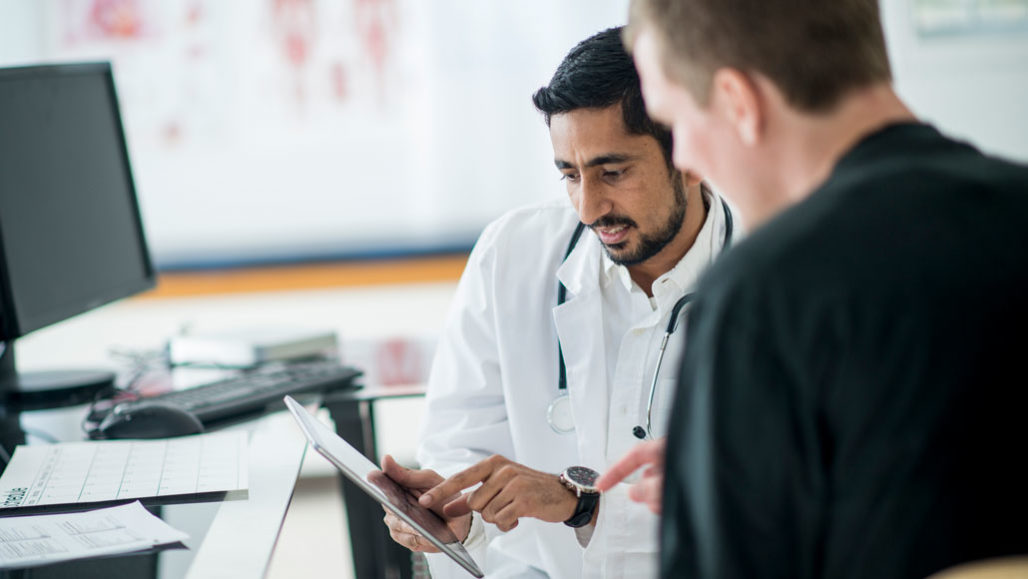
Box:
[114,360,362,425]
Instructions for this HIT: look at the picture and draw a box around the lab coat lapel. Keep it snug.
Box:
[553,233,610,466]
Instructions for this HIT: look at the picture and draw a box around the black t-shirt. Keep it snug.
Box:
[663,123,1028,579]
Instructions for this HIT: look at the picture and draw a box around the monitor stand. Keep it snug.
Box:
[0,341,114,410]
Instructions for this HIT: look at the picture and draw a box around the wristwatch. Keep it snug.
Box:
[559,466,600,528]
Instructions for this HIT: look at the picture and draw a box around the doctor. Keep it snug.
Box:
[381,27,732,578]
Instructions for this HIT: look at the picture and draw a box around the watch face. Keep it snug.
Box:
[565,466,599,490]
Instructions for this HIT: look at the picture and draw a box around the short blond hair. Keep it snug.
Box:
[625,0,892,112]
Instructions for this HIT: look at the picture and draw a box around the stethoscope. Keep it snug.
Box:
[548,197,734,440]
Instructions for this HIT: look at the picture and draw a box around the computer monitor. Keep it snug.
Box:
[0,62,155,406]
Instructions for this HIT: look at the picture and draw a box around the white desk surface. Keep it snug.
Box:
[16,281,457,372]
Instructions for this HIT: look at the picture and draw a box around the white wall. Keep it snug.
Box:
[881,1,1028,162]
[0,0,40,59]
[2,1,1025,270]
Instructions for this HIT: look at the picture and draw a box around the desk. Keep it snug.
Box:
[12,282,455,578]
[0,404,308,579]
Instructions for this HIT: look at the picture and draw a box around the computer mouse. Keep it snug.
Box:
[97,401,205,439]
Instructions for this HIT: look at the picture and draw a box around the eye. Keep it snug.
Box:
[560,172,580,183]
[602,168,626,180]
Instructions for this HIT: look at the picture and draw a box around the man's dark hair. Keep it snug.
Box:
[626,0,892,113]
[533,27,673,168]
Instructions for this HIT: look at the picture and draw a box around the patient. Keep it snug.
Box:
[601,1,1028,577]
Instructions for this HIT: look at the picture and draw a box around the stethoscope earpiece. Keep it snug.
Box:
[632,425,647,440]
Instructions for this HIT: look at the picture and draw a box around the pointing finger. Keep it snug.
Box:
[441,493,472,518]
[420,460,496,507]
[595,438,666,491]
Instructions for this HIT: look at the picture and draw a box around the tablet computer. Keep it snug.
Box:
[283,396,484,578]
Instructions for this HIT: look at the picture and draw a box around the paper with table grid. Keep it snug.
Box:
[0,431,248,510]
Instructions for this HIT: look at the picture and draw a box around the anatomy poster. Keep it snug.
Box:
[10,0,630,267]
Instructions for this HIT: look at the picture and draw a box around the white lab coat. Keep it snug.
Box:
[419,197,731,578]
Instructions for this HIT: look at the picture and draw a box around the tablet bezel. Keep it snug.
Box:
[283,396,484,578]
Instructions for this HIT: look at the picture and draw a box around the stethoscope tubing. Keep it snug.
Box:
[554,197,734,438]
[639,292,693,439]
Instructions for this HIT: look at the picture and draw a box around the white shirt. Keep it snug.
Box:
[419,193,730,578]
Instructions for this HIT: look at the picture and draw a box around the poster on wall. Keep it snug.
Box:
[41,0,423,267]
[47,0,409,150]
[8,0,631,268]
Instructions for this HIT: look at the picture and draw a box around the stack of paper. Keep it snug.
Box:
[0,501,187,569]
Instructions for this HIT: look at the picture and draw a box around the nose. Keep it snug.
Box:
[574,175,612,225]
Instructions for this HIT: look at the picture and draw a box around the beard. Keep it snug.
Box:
[590,178,688,267]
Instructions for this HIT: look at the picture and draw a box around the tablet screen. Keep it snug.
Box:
[284,396,483,577]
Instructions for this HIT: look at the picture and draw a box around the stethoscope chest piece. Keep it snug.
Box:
[547,393,575,434]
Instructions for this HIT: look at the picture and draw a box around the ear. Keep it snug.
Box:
[680,170,703,188]
[710,68,764,146]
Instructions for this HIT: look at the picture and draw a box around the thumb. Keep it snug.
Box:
[382,455,410,482]
[381,455,443,491]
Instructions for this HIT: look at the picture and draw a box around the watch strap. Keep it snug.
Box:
[563,490,599,528]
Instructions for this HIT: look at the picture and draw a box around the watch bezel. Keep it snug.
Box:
[561,466,600,495]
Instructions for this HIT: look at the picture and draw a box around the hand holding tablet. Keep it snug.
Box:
[284,396,483,577]
[377,455,473,553]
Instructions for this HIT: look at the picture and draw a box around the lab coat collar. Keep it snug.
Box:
[553,229,611,465]
[555,225,604,301]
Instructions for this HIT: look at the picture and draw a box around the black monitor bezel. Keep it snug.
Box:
[0,61,156,340]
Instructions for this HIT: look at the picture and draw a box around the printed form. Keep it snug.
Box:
[0,501,187,569]
[0,431,248,510]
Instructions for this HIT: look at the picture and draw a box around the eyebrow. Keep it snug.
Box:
[554,153,635,171]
